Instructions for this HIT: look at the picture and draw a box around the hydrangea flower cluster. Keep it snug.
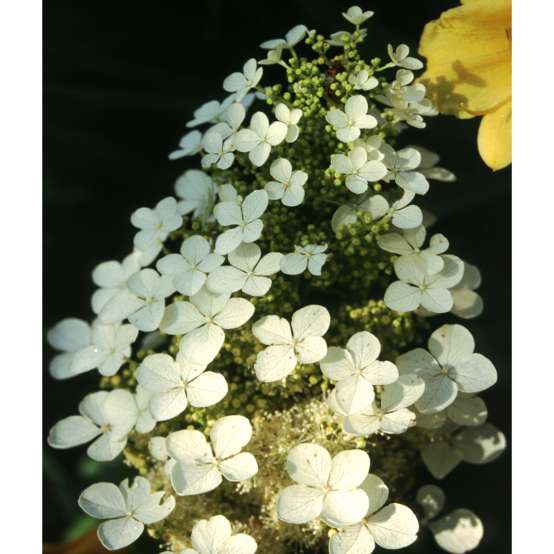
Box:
[47,7,505,553]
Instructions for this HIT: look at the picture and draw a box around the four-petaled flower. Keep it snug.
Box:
[137,348,228,421]
[280,244,327,276]
[252,304,330,382]
[265,157,308,207]
[48,389,138,461]
[326,95,377,143]
[397,324,497,413]
[78,476,175,550]
[381,144,430,195]
[277,443,370,527]
[156,235,223,297]
[207,242,282,296]
[213,189,269,255]
[320,331,398,414]
[174,170,218,220]
[342,6,375,26]
[223,58,263,102]
[234,112,287,166]
[274,103,303,143]
[130,197,182,265]
[167,415,258,495]
[160,288,255,362]
[331,146,387,194]
[387,44,424,70]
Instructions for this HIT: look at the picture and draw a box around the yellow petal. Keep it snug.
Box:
[419,0,511,117]
[477,100,512,170]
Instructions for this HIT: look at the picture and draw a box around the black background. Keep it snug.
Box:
[44,1,510,552]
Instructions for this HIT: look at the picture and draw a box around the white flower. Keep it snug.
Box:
[384,254,464,313]
[148,436,169,461]
[213,189,269,255]
[78,476,175,551]
[397,324,497,413]
[223,58,263,102]
[387,44,423,70]
[91,252,142,315]
[184,515,258,554]
[329,474,418,554]
[100,268,174,332]
[260,24,308,50]
[326,95,377,142]
[451,262,484,319]
[329,374,425,437]
[274,103,302,143]
[156,235,224,296]
[381,144,430,195]
[320,331,398,414]
[342,6,374,25]
[131,197,182,265]
[48,390,138,461]
[160,288,255,362]
[280,244,327,276]
[137,349,227,421]
[277,443,370,527]
[201,131,235,170]
[167,415,258,495]
[331,194,389,233]
[421,423,506,479]
[265,158,308,206]
[169,130,202,160]
[207,243,282,296]
[47,319,138,379]
[252,304,330,382]
[234,112,287,166]
[259,46,284,66]
[378,225,449,275]
[331,146,387,194]
[133,386,157,433]
[174,170,218,220]
[348,70,378,91]
[207,102,247,142]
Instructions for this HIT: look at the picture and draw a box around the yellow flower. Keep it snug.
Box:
[418,0,512,171]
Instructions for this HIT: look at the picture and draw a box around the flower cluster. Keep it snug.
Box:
[47,6,505,554]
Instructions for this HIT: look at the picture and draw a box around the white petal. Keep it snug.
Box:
[166,429,212,462]
[276,485,324,524]
[360,474,389,513]
[159,301,205,335]
[447,395,487,426]
[416,374,458,413]
[280,252,307,275]
[291,304,330,340]
[430,509,484,554]
[321,489,369,527]
[219,452,258,481]
[381,374,425,411]
[242,275,272,296]
[214,201,243,227]
[366,503,419,549]
[219,534,258,554]
[343,411,382,437]
[48,415,100,449]
[242,190,269,222]
[210,415,252,459]
[255,344,297,382]
[129,300,165,332]
[213,298,255,329]
[328,449,370,490]
[286,443,331,487]
[347,331,380,368]
[252,315,292,345]
[48,318,91,352]
[335,375,375,414]
[149,389,188,421]
[78,482,127,519]
[320,347,355,381]
[384,281,421,312]
[215,227,244,255]
[87,434,126,462]
[97,517,144,551]
[187,371,228,408]
[329,524,375,554]
[428,324,475,365]
[136,353,180,393]
[191,515,232,554]
[380,409,416,434]
[449,354,497,393]
[295,336,328,364]
[171,462,222,495]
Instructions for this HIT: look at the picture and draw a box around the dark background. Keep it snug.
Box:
[44,1,510,552]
